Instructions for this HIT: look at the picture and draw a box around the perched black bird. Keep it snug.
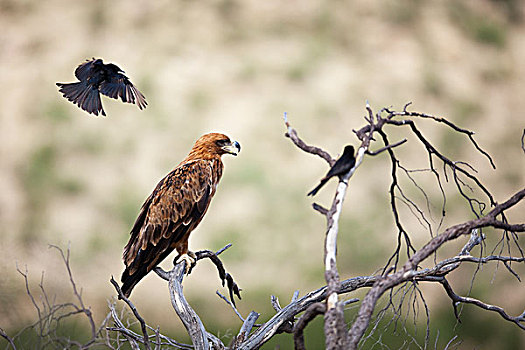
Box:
[56,58,147,116]
[307,145,356,196]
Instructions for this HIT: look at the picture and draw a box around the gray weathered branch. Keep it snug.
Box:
[348,187,525,348]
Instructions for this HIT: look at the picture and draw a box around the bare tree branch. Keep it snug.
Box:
[109,277,151,350]
[232,311,260,348]
[49,245,97,342]
[386,107,496,169]
[192,244,242,307]
[237,276,377,349]
[164,262,211,349]
[440,278,525,330]
[0,327,16,350]
[284,113,371,349]
[283,112,335,166]
[312,203,329,215]
[348,188,525,348]
[293,302,326,350]
[216,291,260,329]
[106,302,193,349]
[521,129,525,153]
[366,138,407,156]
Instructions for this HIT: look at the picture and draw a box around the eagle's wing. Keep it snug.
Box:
[99,73,147,109]
[121,159,217,296]
[74,59,96,81]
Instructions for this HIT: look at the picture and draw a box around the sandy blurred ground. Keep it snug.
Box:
[0,0,524,348]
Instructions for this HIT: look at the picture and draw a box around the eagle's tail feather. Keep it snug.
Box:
[120,266,147,299]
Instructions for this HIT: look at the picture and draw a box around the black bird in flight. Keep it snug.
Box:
[307,145,356,196]
[56,58,147,116]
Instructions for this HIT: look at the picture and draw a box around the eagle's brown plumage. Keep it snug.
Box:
[121,133,240,297]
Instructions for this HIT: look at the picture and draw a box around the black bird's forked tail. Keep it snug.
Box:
[307,178,329,196]
[56,82,106,116]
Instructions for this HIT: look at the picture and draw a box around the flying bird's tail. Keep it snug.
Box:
[307,178,329,196]
[56,82,106,116]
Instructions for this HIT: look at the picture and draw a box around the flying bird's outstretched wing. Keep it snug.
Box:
[74,59,97,81]
[120,133,240,298]
[56,58,146,116]
[100,73,147,110]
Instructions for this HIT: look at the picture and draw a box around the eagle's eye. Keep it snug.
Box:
[215,139,230,147]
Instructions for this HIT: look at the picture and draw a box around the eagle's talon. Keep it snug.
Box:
[176,252,196,274]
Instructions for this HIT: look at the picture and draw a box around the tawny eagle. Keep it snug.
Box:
[121,133,240,297]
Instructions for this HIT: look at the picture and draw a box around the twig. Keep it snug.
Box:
[348,188,525,349]
[440,278,525,330]
[379,130,416,273]
[521,129,525,153]
[291,290,300,303]
[193,244,242,307]
[366,138,407,156]
[270,295,282,312]
[0,327,16,350]
[216,291,259,327]
[293,302,326,350]
[386,118,496,215]
[233,311,261,346]
[49,245,97,340]
[387,107,496,169]
[239,312,260,337]
[16,264,43,335]
[312,203,329,215]
[207,333,224,349]
[283,112,335,166]
[110,277,151,350]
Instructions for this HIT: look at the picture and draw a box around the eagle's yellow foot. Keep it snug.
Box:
[176,251,197,274]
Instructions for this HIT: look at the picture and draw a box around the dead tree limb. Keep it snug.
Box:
[0,328,16,350]
[284,112,335,166]
[521,129,525,153]
[285,112,371,349]
[151,244,243,349]
[192,244,242,307]
[281,104,524,350]
[347,188,525,348]
[168,262,209,349]
[109,277,152,350]
[293,302,326,350]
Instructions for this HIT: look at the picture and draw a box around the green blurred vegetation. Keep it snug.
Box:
[448,2,508,48]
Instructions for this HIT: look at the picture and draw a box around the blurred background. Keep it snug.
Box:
[1,0,524,348]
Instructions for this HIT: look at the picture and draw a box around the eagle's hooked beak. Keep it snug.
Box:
[222,140,241,156]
